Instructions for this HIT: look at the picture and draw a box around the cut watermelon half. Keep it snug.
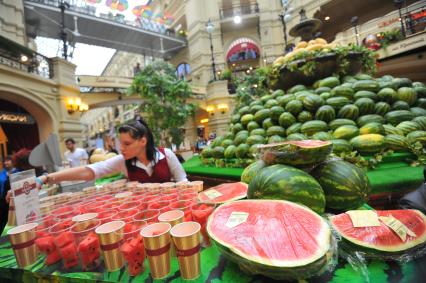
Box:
[198,182,248,204]
[207,200,332,280]
[330,209,426,253]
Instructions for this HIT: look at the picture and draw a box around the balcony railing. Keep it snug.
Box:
[0,40,53,79]
[25,0,185,40]
[219,3,259,20]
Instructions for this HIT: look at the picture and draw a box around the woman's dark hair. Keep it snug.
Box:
[118,118,158,167]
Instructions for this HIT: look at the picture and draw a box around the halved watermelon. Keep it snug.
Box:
[258,140,332,166]
[330,210,426,255]
[207,200,333,280]
[198,182,248,204]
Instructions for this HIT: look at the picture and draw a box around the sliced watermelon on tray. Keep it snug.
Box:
[198,182,248,204]
[330,210,426,255]
[207,200,334,280]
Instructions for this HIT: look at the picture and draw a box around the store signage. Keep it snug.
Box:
[378,33,426,59]
[0,111,35,125]
[77,75,133,88]
[378,17,400,28]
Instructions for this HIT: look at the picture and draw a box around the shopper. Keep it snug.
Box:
[64,138,89,167]
[36,118,187,186]
[399,167,426,215]
[2,149,43,233]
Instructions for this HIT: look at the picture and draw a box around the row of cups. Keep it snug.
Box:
[8,210,204,279]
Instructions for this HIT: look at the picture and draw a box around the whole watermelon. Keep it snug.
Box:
[310,160,371,210]
[241,160,266,184]
[248,164,326,214]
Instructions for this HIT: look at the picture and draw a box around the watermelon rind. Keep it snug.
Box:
[330,210,426,253]
[207,200,332,280]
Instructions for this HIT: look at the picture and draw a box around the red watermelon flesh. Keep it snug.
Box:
[198,182,248,204]
[330,210,426,252]
[207,200,330,268]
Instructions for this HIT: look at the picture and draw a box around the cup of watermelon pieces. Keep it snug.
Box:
[49,221,79,269]
[71,220,102,271]
[191,203,215,247]
[120,221,147,276]
[34,220,61,266]
[170,201,194,222]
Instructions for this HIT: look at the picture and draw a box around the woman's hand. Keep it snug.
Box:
[36,175,47,189]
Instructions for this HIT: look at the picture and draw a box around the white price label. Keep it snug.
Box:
[11,170,40,225]
[346,210,381,228]
[225,212,249,228]
[379,215,416,242]
[203,189,223,200]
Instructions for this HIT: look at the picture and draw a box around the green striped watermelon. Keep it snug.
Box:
[354,98,375,115]
[384,134,409,150]
[258,140,332,166]
[392,101,410,110]
[315,105,336,122]
[301,120,329,136]
[397,87,417,106]
[329,119,357,130]
[310,160,371,210]
[286,123,302,135]
[396,121,420,135]
[337,104,359,120]
[350,134,385,154]
[330,139,353,153]
[279,112,297,128]
[248,165,326,214]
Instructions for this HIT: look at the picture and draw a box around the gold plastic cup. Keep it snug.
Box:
[158,210,184,257]
[7,222,39,268]
[170,221,201,280]
[190,181,204,192]
[95,221,125,272]
[39,201,54,215]
[114,192,133,203]
[7,197,16,226]
[140,222,172,279]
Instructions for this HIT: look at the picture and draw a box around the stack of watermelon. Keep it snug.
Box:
[242,140,371,213]
[201,74,426,167]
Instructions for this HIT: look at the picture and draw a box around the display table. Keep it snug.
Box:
[183,153,425,208]
[0,224,425,283]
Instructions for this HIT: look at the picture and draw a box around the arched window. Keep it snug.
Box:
[226,38,260,63]
[176,63,191,80]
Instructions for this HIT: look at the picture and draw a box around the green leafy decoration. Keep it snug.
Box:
[407,141,426,167]
[128,61,197,147]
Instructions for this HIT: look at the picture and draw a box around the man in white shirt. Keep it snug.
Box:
[64,138,88,167]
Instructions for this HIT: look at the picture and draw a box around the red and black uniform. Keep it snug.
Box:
[126,148,172,183]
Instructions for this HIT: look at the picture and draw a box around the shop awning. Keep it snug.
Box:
[226,38,260,61]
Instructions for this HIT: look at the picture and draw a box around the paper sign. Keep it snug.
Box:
[203,189,223,200]
[225,212,249,228]
[346,210,381,228]
[379,216,417,242]
[10,169,41,225]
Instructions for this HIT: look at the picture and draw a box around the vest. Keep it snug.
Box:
[126,148,172,183]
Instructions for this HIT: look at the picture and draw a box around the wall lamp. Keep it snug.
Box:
[66,97,89,114]
[217,103,229,114]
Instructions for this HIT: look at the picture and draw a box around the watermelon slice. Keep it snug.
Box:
[258,140,333,166]
[330,210,426,254]
[35,236,61,265]
[207,200,332,280]
[198,182,248,204]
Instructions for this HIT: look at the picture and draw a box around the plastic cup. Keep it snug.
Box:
[8,223,39,267]
[140,222,172,279]
[170,222,201,280]
[134,209,160,225]
[49,220,78,269]
[115,192,133,203]
[97,210,118,224]
[158,210,184,257]
[120,221,147,276]
[169,201,193,221]
[191,203,215,247]
[95,221,126,272]
[7,197,16,226]
[112,209,139,223]
[34,218,61,266]
[147,200,171,213]
[71,219,101,270]
[190,181,204,192]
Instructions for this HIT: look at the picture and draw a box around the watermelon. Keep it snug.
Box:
[410,107,426,117]
[353,80,380,92]
[278,112,296,128]
[385,134,409,150]
[326,97,350,110]
[246,121,260,132]
[260,94,273,103]
[377,88,397,103]
[333,125,359,140]
[315,105,336,122]
[385,110,414,125]
[413,116,426,130]
[241,114,255,127]
[286,122,302,135]
[383,124,404,136]
[301,120,328,136]
[250,104,263,114]
[303,95,324,112]
[266,126,285,137]
[254,109,271,124]
[250,128,266,136]
[315,86,331,94]
[246,135,266,146]
[288,84,307,93]
[241,160,266,184]
[285,100,303,115]
[354,98,375,115]
[258,140,332,166]
[396,121,421,135]
[248,165,326,213]
[231,114,241,123]
[331,85,354,99]
[329,119,357,130]
[355,74,373,80]
[286,133,307,141]
[262,118,275,129]
[392,101,410,110]
[270,106,285,121]
[224,145,237,159]
[238,106,251,116]
[277,94,296,107]
[356,114,385,127]
[415,86,426,98]
[311,160,371,210]
[359,122,385,135]
[337,104,359,120]
[198,182,248,204]
[234,132,249,146]
[236,143,250,158]
[407,131,426,145]
[207,200,332,280]
[330,210,426,254]
[297,111,313,123]
[397,87,417,106]
[350,134,385,154]
[312,132,333,141]
[268,135,285,144]
[330,139,353,153]
[319,76,340,88]
[374,102,391,116]
[417,98,426,108]
[354,90,378,101]
[264,99,279,109]
[212,147,225,158]
[221,139,234,148]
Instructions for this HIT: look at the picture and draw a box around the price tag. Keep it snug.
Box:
[10,169,40,225]
[346,210,381,228]
[203,189,223,200]
[379,216,417,242]
[225,212,249,228]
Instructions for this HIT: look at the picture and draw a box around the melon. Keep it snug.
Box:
[198,182,248,204]
[258,140,332,166]
[330,210,426,255]
[207,200,332,280]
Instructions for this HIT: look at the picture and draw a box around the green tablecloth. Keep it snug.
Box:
[0,224,425,283]
[183,153,425,195]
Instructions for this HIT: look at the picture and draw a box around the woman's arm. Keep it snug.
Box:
[164,148,188,182]
[39,166,95,185]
